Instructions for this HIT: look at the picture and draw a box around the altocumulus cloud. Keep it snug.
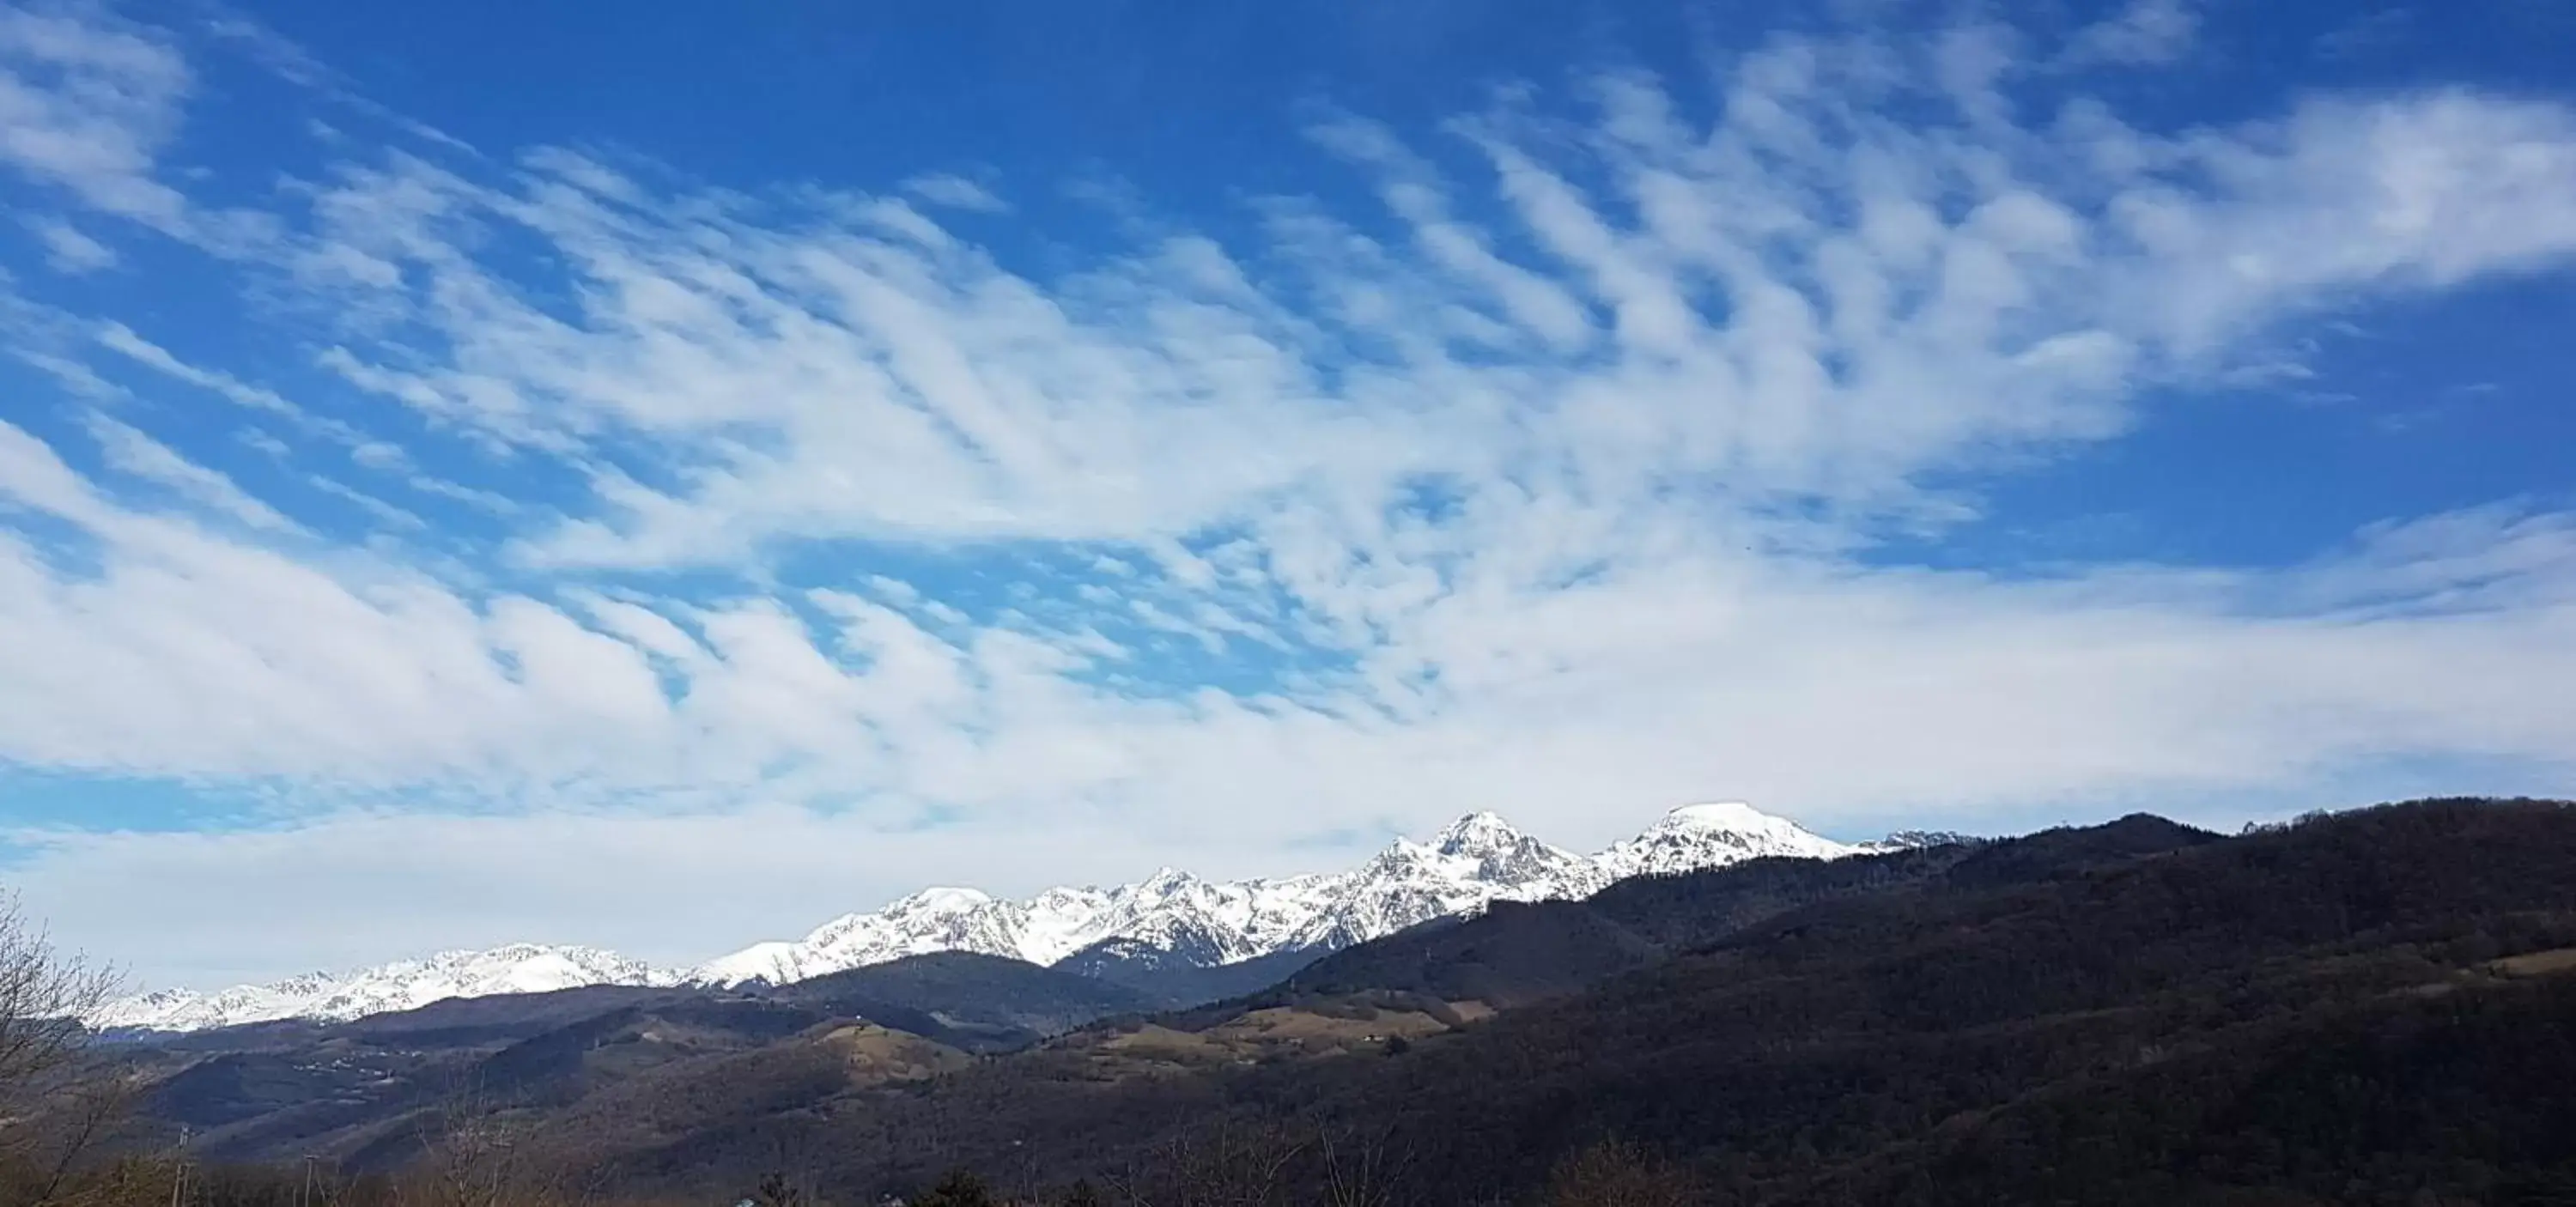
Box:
[0,3,2573,985]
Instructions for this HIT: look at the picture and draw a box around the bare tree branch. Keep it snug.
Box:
[0,890,118,1101]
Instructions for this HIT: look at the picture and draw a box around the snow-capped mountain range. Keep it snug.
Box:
[88,945,681,1033]
[92,802,1880,1033]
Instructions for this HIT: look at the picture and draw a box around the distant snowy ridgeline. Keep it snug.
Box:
[94,802,1890,1032]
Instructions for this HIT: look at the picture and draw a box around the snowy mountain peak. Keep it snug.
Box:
[1654,800,1783,832]
[1365,835,1438,867]
[1432,810,1530,856]
[884,886,994,915]
[1278,812,1608,951]
[1596,800,1858,878]
[1131,866,1206,895]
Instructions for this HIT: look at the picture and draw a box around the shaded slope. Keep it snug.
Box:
[1057,940,1328,1008]
[767,950,1158,1041]
[1807,968,2576,1206]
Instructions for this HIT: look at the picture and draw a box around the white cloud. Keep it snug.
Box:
[302,474,425,531]
[1307,115,1594,349]
[234,427,291,459]
[93,322,357,441]
[0,5,192,228]
[2126,91,2576,350]
[2066,0,2200,68]
[902,172,1009,213]
[0,9,2574,985]
[27,216,112,271]
[79,412,303,533]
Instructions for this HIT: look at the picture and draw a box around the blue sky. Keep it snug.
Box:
[2,0,2573,987]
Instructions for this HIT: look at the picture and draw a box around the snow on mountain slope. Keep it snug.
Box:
[694,804,1842,986]
[690,866,1346,986]
[1284,812,1608,950]
[94,802,1864,1029]
[1595,801,1859,877]
[1856,828,1984,853]
[88,944,683,1032]
[688,887,1044,986]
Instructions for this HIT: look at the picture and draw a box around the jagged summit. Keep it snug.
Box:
[94,800,1879,1032]
[1432,810,1523,852]
[1858,828,1984,853]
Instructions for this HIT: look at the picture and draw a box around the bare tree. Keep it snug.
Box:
[1540,1138,1701,1207]
[392,1084,602,1207]
[0,891,117,1099]
[0,890,125,1207]
[1085,1113,1420,1207]
[1103,1116,1304,1207]
[748,1122,829,1207]
[1315,1122,1407,1207]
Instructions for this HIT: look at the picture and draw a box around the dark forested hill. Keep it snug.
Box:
[766,949,1161,1040]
